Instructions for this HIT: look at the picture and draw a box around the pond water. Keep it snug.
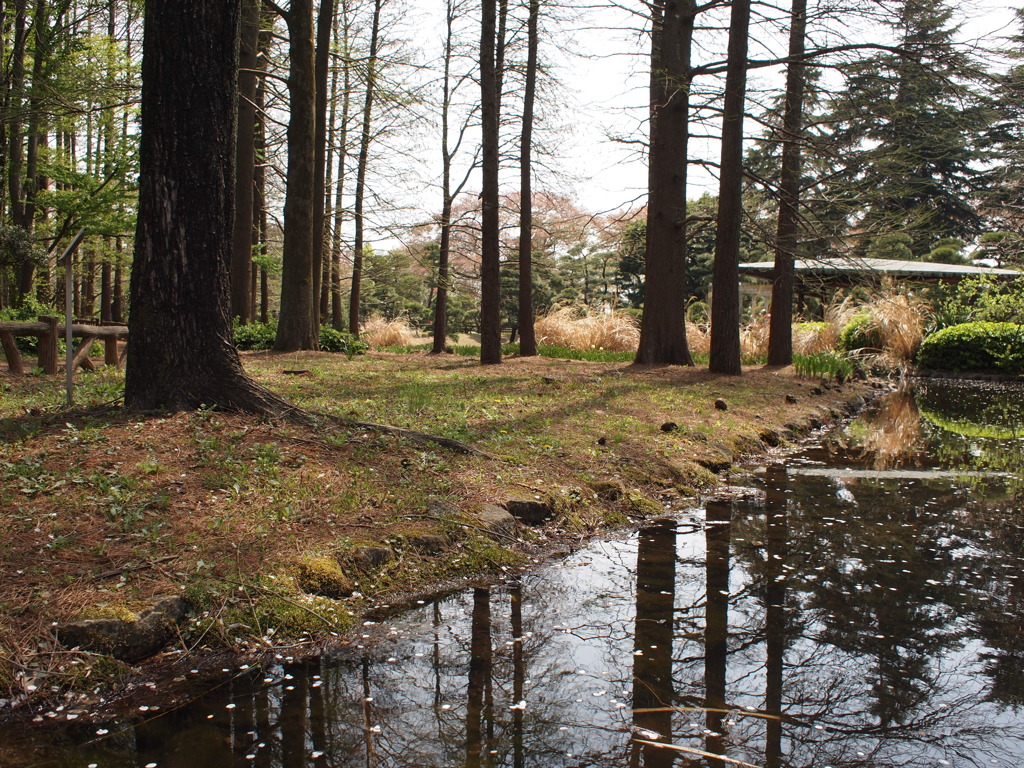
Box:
[9,381,1024,767]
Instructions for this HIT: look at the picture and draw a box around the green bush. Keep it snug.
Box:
[233,321,278,350]
[318,327,368,357]
[233,321,368,357]
[917,322,1024,374]
[840,313,882,351]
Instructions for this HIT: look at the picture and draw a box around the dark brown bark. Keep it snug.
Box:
[311,0,336,332]
[274,0,319,351]
[516,0,539,357]
[126,0,289,416]
[478,0,501,364]
[708,0,751,376]
[348,0,382,337]
[230,0,260,323]
[634,0,695,366]
[767,0,807,367]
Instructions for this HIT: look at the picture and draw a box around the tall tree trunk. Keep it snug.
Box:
[127,0,288,415]
[329,3,351,331]
[478,0,501,364]
[312,0,336,333]
[231,0,260,323]
[708,0,751,376]
[112,238,124,321]
[431,0,458,354]
[767,0,807,367]
[274,0,320,351]
[8,0,28,303]
[635,0,695,365]
[254,16,270,324]
[348,0,382,337]
[516,0,539,357]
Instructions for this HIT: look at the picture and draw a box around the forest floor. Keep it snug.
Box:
[0,350,875,726]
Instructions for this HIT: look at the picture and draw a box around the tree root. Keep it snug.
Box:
[318,413,495,458]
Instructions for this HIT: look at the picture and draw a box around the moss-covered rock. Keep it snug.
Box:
[294,557,354,599]
[57,596,188,662]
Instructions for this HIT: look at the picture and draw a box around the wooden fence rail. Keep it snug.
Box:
[0,316,128,375]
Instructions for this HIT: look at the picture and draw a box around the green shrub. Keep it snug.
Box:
[917,322,1024,374]
[318,326,368,357]
[233,321,278,350]
[840,313,882,351]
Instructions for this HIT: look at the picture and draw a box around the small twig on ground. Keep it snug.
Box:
[90,555,179,582]
[401,513,521,544]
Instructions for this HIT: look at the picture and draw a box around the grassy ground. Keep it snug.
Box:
[0,349,870,716]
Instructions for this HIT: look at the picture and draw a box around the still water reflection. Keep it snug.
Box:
[15,382,1024,767]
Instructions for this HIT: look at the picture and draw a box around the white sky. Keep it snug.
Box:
[366,0,1022,251]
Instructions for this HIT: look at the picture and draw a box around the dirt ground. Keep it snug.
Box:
[0,351,877,723]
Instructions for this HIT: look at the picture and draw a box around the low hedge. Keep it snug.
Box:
[233,321,368,357]
[917,322,1024,374]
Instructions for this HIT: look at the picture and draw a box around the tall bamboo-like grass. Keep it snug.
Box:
[534,307,640,352]
[362,315,415,348]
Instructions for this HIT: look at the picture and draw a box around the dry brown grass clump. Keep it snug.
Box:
[362,315,415,348]
[534,307,640,352]
[687,323,711,356]
[793,323,840,354]
[740,313,770,359]
[870,293,927,365]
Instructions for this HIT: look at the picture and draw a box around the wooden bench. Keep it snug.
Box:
[0,316,128,375]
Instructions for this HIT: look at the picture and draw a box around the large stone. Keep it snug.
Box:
[349,545,393,572]
[476,504,518,540]
[58,596,188,662]
[505,496,554,525]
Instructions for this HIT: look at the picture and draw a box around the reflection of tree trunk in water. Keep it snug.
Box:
[764,465,789,768]
[705,501,732,768]
[280,664,308,768]
[466,588,492,768]
[255,680,272,768]
[309,660,328,762]
[630,519,677,768]
[433,602,443,710]
[511,584,525,768]
[230,675,254,756]
[362,655,375,768]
